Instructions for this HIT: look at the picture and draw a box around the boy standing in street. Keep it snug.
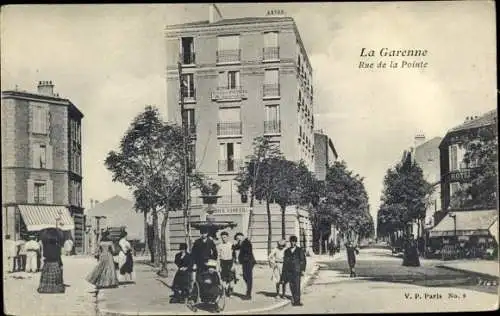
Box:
[217,231,236,296]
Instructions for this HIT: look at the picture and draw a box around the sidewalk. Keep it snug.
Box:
[436,259,499,279]
[98,257,319,315]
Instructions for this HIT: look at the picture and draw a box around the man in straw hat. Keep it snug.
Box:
[269,239,287,298]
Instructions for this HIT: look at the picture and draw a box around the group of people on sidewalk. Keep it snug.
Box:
[171,229,307,307]
[85,230,135,290]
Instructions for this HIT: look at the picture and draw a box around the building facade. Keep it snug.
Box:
[165,6,315,258]
[313,130,338,181]
[1,81,84,252]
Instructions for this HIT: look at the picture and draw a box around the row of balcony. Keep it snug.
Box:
[181,85,281,101]
[180,47,280,65]
[216,120,281,136]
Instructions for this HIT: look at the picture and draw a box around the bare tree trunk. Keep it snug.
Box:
[266,199,272,257]
[319,230,323,255]
[152,210,160,267]
[143,211,149,258]
[157,211,169,277]
[281,205,286,240]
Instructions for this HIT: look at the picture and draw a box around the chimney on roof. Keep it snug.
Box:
[414,133,426,148]
[37,80,55,96]
[209,4,223,24]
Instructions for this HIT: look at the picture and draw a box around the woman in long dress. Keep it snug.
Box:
[117,230,134,283]
[269,240,287,298]
[86,232,119,289]
[38,235,65,293]
[171,243,193,302]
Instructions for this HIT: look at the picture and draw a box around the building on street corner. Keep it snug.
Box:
[1,81,84,253]
[164,4,333,259]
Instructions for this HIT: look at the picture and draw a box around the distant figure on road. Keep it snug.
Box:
[25,235,41,273]
[38,233,65,293]
[345,241,359,277]
[269,239,287,298]
[86,231,119,289]
[63,238,74,256]
[402,234,420,267]
[4,235,17,273]
[328,241,335,257]
[16,238,27,272]
[282,235,306,306]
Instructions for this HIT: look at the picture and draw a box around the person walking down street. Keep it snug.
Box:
[118,230,134,283]
[16,238,27,272]
[345,241,359,277]
[269,239,287,298]
[328,241,335,257]
[217,231,236,297]
[191,227,218,275]
[402,234,420,267]
[233,232,256,300]
[171,243,193,303]
[63,238,74,256]
[282,235,306,306]
[25,235,41,273]
[37,237,43,272]
[86,231,119,289]
[4,235,17,273]
[38,234,65,294]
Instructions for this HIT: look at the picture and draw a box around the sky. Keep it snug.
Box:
[1,2,496,225]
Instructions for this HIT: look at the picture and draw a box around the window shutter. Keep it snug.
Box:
[32,144,39,168]
[27,179,35,203]
[46,144,53,169]
[46,180,53,204]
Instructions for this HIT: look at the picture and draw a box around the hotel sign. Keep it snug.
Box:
[213,207,247,214]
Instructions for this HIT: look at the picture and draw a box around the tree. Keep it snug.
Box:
[378,157,430,243]
[450,123,498,209]
[105,106,201,273]
[236,136,282,255]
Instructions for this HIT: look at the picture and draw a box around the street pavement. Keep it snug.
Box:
[98,257,319,315]
[268,248,499,314]
[3,255,98,316]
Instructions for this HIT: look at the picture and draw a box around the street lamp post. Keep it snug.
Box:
[448,213,457,259]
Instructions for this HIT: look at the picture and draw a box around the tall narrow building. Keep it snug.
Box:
[165,5,315,258]
[1,81,84,253]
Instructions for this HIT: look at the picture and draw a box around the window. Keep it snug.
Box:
[34,182,47,204]
[32,105,47,134]
[266,105,280,122]
[264,69,280,97]
[188,142,196,169]
[39,145,46,168]
[264,32,278,47]
[218,35,240,51]
[218,108,240,122]
[450,182,459,197]
[184,109,195,129]
[33,144,48,169]
[449,145,458,171]
[181,37,195,64]
[181,74,195,98]
[219,142,241,172]
[228,71,240,89]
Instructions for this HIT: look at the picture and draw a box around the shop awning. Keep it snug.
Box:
[429,209,498,238]
[18,205,75,231]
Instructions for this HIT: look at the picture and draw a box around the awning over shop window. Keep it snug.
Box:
[18,205,75,231]
[429,209,498,238]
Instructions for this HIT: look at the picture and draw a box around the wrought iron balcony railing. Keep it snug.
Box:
[216,49,241,63]
[218,159,244,174]
[264,120,281,134]
[263,84,280,98]
[211,87,248,101]
[179,52,196,65]
[263,47,280,61]
[217,121,242,136]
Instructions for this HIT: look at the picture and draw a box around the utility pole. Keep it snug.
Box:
[178,61,192,250]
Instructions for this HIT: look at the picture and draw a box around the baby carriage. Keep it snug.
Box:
[186,259,226,313]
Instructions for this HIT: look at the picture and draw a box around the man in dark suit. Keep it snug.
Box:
[191,228,218,274]
[282,235,306,306]
[233,232,256,300]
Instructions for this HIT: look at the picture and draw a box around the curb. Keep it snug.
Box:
[97,263,321,316]
[436,265,499,280]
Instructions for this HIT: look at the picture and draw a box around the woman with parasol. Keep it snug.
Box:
[37,228,65,293]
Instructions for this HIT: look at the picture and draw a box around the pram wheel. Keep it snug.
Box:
[215,283,226,312]
[186,281,200,312]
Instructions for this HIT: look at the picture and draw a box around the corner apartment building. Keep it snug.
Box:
[1,81,84,253]
[164,6,315,258]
